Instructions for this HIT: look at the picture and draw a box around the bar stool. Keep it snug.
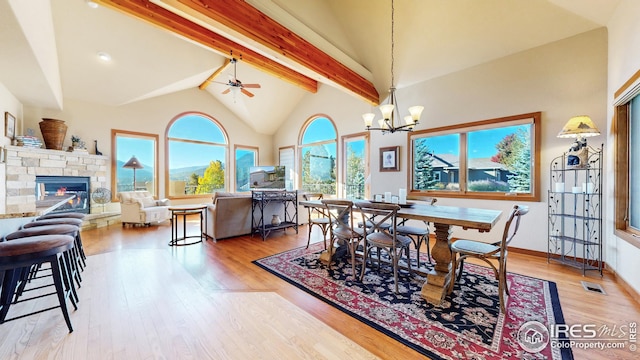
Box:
[27,217,87,269]
[5,225,82,304]
[0,234,76,332]
[37,212,86,221]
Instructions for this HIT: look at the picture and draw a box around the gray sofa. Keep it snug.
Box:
[205,192,253,241]
[204,191,287,241]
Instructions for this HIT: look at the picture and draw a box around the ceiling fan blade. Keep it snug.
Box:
[241,88,255,97]
[242,83,261,89]
[221,88,231,95]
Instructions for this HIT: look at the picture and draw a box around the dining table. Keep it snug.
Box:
[299,199,503,305]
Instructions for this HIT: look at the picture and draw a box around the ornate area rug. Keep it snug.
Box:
[253,242,573,359]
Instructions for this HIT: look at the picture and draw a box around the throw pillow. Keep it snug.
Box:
[156,199,170,206]
[141,196,156,208]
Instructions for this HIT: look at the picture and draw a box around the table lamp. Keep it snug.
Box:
[557,115,601,148]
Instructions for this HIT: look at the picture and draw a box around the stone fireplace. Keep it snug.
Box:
[3,146,108,216]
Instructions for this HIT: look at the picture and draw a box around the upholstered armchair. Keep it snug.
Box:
[118,190,171,227]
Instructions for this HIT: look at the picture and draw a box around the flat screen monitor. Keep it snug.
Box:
[249,166,286,189]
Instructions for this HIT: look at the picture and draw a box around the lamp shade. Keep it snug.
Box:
[122,156,144,169]
[557,115,601,138]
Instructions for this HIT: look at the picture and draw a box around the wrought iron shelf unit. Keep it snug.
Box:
[251,189,298,241]
[547,145,603,275]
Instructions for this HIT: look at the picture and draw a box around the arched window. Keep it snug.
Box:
[166,113,228,198]
[299,116,337,196]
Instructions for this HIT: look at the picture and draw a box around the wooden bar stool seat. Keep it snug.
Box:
[0,234,76,332]
[37,212,86,220]
[6,224,83,293]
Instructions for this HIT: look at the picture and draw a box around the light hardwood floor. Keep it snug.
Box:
[1,218,639,359]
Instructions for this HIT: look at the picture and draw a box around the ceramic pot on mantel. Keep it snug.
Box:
[39,118,68,150]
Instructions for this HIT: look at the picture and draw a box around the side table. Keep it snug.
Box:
[168,204,207,246]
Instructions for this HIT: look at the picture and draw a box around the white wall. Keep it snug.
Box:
[606,0,640,294]
[274,28,608,253]
[1,81,23,214]
[23,88,273,201]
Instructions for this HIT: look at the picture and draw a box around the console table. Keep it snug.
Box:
[251,190,298,241]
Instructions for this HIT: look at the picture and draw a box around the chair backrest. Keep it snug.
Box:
[321,199,356,239]
[500,204,529,250]
[354,201,400,237]
[304,193,326,219]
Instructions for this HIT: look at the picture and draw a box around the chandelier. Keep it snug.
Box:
[363,0,424,134]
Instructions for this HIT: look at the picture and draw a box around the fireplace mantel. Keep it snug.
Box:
[2,145,108,217]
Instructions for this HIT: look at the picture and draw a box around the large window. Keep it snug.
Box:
[614,71,640,248]
[166,113,228,198]
[409,112,540,201]
[299,116,337,196]
[111,130,158,200]
[342,133,369,200]
[279,146,295,191]
[235,145,258,192]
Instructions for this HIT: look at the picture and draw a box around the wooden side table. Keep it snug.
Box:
[168,204,207,246]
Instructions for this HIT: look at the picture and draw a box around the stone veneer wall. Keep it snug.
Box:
[4,145,108,215]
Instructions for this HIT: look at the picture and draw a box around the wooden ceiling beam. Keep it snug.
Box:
[97,0,317,93]
[178,0,379,105]
[198,58,231,90]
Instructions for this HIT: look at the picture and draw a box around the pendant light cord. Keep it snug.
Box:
[391,0,395,88]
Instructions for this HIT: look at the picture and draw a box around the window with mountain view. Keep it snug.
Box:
[235,146,258,192]
[409,112,540,201]
[112,130,158,199]
[167,113,228,198]
[300,117,337,196]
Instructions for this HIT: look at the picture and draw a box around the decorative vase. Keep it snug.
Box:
[39,118,67,150]
[271,214,281,226]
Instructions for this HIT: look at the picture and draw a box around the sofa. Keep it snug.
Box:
[118,190,171,227]
[205,191,289,241]
[205,192,253,241]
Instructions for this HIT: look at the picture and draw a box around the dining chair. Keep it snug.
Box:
[321,199,363,280]
[394,197,437,268]
[356,201,413,294]
[448,204,529,313]
[302,193,331,249]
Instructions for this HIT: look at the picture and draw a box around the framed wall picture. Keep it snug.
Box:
[380,146,400,172]
[4,112,16,139]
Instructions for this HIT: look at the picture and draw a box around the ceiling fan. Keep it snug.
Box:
[218,58,261,98]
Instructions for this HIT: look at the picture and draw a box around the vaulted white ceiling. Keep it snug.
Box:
[0,0,620,135]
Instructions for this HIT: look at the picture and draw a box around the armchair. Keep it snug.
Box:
[118,190,171,227]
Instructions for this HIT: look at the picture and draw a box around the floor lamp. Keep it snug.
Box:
[122,155,144,191]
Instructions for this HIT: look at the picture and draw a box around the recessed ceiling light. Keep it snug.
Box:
[97,52,112,62]
[86,1,99,8]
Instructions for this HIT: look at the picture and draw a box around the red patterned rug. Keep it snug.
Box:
[253,242,572,359]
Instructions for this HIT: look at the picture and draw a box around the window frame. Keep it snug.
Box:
[279,145,296,191]
[111,129,159,201]
[408,112,541,201]
[234,144,259,192]
[298,115,338,197]
[341,132,370,200]
[614,69,640,249]
[164,112,229,200]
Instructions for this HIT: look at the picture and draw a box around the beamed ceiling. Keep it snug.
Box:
[0,0,620,134]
